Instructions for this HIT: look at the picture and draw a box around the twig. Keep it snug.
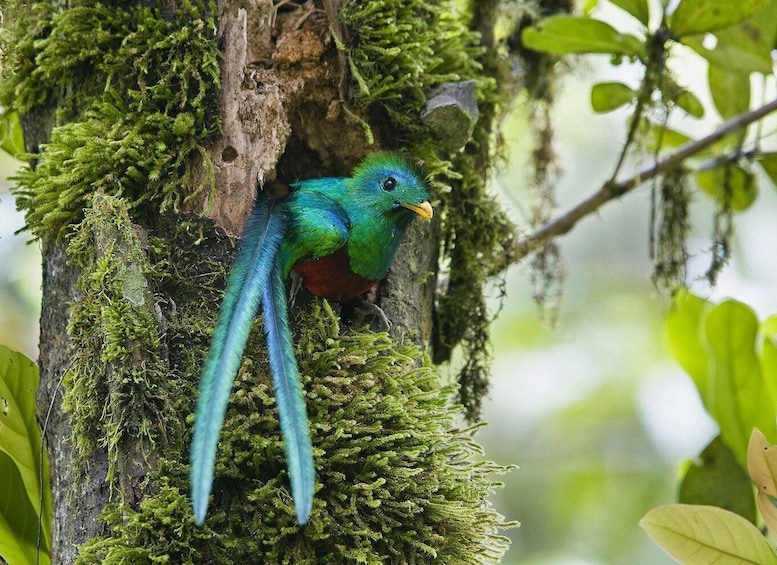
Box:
[514,97,777,259]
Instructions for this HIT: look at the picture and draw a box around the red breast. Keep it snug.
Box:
[292,248,376,301]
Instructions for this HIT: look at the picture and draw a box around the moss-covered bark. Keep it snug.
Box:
[1,0,534,562]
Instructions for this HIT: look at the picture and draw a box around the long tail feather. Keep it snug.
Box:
[262,255,315,524]
[190,197,288,525]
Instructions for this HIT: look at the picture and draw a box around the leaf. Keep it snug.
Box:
[658,77,705,119]
[641,504,777,564]
[0,452,48,565]
[757,492,777,536]
[705,300,777,466]
[747,428,777,498]
[609,0,650,26]
[666,289,712,401]
[675,89,705,119]
[682,0,777,74]
[749,429,777,534]
[521,15,646,58]
[696,165,758,212]
[0,345,51,564]
[640,121,694,154]
[669,0,770,37]
[679,436,756,523]
[758,154,777,190]
[708,65,751,120]
[0,110,25,160]
[761,315,777,414]
[582,0,599,16]
[591,81,636,112]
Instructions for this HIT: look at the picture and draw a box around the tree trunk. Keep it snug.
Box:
[6,0,523,562]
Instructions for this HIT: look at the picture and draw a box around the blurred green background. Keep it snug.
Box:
[4,39,777,565]
[0,148,41,360]
[477,52,777,562]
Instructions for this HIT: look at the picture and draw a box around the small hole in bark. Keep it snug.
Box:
[221,146,238,162]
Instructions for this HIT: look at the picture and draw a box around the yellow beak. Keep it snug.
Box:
[400,200,433,219]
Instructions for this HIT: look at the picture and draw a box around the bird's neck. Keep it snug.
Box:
[346,209,409,281]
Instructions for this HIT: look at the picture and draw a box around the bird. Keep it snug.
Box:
[190,151,433,526]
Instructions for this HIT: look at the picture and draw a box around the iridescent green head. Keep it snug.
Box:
[349,152,433,224]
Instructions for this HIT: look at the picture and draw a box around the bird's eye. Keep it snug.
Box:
[381,177,397,192]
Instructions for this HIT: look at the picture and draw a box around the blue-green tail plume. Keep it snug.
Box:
[190,197,290,525]
[262,256,314,524]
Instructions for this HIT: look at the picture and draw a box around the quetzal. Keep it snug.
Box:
[190,152,433,525]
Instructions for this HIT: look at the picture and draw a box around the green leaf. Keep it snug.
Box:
[757,153,777,190]
[591,81,636,112]
[679,436,756,523]
[761,315,777,411]
[640,124,692,155]
[666,289,712,400]
[0,110,26,161]
[521,15,646,58]
[669,0,770,37]
[0,345,51,564]
[683,35,772,75]
[0,453,48,565]
[708,65,751,120]
[705,300,777,466]
[658,77,705,118]
[675,89,705,118]
[682,0,777,74]
[696,165,758,212]
[641,504,777,564]
[609,0,650,26]
[582,0,600,16]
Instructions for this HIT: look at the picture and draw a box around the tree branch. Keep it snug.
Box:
[514,97,777,259]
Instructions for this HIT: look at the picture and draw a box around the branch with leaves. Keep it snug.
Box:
[514,97,777,260]
[516,0,777,562]
[513,0,777,290]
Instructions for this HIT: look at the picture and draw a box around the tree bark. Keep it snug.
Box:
[38,243,109,563]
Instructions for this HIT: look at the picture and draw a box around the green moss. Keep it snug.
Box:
[342,0,521,420]
[78,301,515,564]
[342,1,484,137]
[3,1,220,240]
[76,461,229,565]
[65,193,172,484]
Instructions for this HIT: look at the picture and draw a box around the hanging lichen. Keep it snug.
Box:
[650,169,690,293]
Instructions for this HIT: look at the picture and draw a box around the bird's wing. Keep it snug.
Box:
[190,196,288,525]
[278,189,350,275]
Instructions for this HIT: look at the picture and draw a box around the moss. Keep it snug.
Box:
[3,0,221,240]
[78,301,515,564]
[341,0,523,420]
[76,461,230,565]
[65,193,173,485]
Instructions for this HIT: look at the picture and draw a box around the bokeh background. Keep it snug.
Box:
[3,11,777,562]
